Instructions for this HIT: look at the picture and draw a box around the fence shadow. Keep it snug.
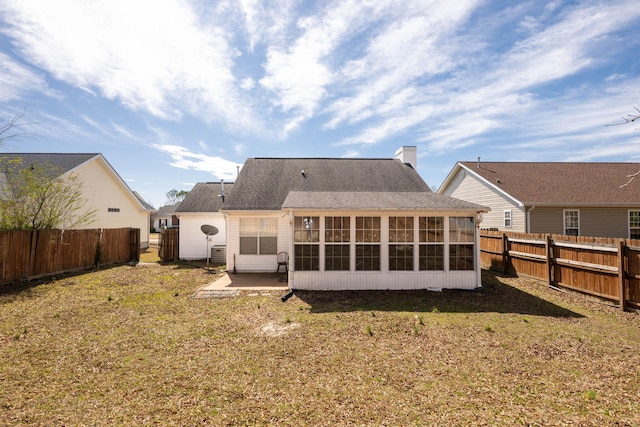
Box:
[294,270,583,318]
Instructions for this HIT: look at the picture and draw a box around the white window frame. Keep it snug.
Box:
[563,209,580,236]
[239,218,277,255]
[629,210,640,240]
[504,210,512,228]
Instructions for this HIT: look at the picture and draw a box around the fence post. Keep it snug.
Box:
[502,233,508,274]
[545,234,553,285]
[618,239,626,312]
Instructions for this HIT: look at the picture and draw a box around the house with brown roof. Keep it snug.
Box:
[221,147,489,291]
[438,161,640,238]
[175,182,232,260]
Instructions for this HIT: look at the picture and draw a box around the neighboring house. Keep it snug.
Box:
[221,147,488,291]
[0,153,153,248]
[175,182,232,260]
[152,203,181,231]
[438,161,640,238]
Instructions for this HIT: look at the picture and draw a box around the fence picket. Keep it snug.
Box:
[0,228,140,285]
[481,230,639,311]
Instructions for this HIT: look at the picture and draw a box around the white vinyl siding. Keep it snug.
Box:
[441,168,524,231]
[178,213,226,260]
[71,157,150,248]
[226,215,289,272]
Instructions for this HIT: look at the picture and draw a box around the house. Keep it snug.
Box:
[221,147,488,291]
[438,161,640,238]
[0,153,153,247]
[175,181,232,260]
[151,202,181,231]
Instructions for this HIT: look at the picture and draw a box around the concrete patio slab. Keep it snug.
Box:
[201,272,289,291]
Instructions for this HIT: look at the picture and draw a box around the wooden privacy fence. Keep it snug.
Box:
[480,230,640,311]
[0,228,140,285]
[158,228,179,262]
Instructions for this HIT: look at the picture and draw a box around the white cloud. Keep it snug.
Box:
[0,52,55,102]
[151,143,239,180]
[0,0,258,130]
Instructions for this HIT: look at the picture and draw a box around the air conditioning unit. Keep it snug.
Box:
[211,246,226,264]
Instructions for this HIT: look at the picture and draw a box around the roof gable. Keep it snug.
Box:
[176,182,233,212]
[0,152,148,211]
[223,158,431,210]
[456,161,640,205]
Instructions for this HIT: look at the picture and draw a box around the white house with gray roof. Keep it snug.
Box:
[221,147,489,291]
[175,182,232,260]
[0,153,153,247]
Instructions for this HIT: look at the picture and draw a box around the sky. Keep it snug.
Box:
[1,0,639,208]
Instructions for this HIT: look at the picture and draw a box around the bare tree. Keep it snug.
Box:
[607,106,640,129]
[609,107,640,188]
[0,110,33,145]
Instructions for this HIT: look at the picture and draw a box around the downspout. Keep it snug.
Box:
[526,205,536,233]
[475,211,484,289]
[282,210,295,302]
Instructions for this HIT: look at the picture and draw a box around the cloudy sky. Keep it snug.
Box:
[1,0,639,207]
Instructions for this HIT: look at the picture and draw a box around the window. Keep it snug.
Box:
[389,216,414,270]
[563,210,579,236]
[239,218,277,255]
[294,216,319,271]
[108,208,120,212]
[504,210,512,228]
[355,216,380,271]
[449,216,474,270]
[630,211,640,240]
[325,217,350,271]
[325,245,350,271]
[419,216,444,270]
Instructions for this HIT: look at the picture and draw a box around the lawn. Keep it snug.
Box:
[1,264,639,426]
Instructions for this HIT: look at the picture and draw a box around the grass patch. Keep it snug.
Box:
[1,267,639,425]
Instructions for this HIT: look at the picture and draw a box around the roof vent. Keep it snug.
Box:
[301,170,307,179]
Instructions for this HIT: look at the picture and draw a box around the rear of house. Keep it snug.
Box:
[222,147,488,291]
[439,161,640,239]
[175,182,231,260]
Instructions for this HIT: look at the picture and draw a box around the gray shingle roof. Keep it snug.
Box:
[0,153,99,178]
[224,157,483,212]
[458,161,640,205]
[282,191,488,211]
[224,158,430,210]
[176,182,233,212]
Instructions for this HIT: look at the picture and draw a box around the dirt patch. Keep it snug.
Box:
[259,321,300,337]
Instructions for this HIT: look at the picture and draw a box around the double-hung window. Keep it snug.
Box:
[239,218,277,254]
[419,216,444,270]
[355,216,380,271]
[504,210,512,228]
[563,210,579,236]
[449,216,475,270]
[325,216,350,271]
[630,211,640,240]
[294,216,319,271]
[389,216,414,271]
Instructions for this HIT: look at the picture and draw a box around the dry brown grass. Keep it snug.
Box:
[1,265,639,426]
